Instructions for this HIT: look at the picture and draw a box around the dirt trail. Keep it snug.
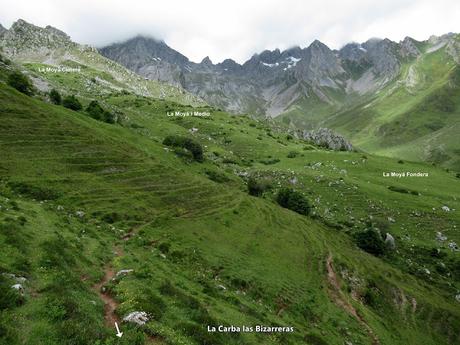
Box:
[326,254,380,345]
[93,246,123,327]
[92,223,160,343]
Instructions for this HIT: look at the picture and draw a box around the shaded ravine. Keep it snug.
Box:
[326,254,381,345]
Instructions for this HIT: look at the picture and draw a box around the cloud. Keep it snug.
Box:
[0,0,459,63]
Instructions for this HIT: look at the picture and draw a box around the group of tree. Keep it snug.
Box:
[163,135,204,162]
[50,89,117,124]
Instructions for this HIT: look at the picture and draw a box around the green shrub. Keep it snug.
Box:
[85,100,104,119]
[49,88,62,105]
[8,71,34,96]
[388,185,419,195]
[204,169,229,183]
[276,188,310,215]
[287,151,299,158]
[247,177,269,197]
[62,95,82,111]
[163,135,204,162]
[356,229,386,256]
[260,158,280,165]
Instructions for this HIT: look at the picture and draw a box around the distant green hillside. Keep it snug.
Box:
[278,35,460,170]
[0,53,459,345]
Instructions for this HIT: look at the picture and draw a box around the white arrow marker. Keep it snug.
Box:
[115,322,123,338]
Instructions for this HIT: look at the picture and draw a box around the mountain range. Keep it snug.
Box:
[1,19,459,170]
[1,18,460,345]
[100,32,460,169]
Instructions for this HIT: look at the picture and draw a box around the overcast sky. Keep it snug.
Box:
[0,0,459,63]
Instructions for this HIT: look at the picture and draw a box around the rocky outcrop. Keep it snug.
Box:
[301,128,353,151]
[0,23,6,37]
[0,19,75,57]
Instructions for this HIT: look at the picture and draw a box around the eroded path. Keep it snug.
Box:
[326,254,381,345]
[92,246,123,327]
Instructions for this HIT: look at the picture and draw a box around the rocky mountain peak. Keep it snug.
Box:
[200,56,213,66]
[1,19,75,56]
[259,48,281,63]
[100,35,189,68]
[400,36,420,58]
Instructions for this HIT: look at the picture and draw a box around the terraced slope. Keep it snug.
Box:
[0,59,459,345]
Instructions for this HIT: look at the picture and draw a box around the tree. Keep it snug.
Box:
[86,100,104,120]
[276,188,310,215]
[163,135,204,162]
[62,95,82,111]
[247,178,265,197]
[356,229,386,256]
[8,71,34,96]
[49,88,62,105]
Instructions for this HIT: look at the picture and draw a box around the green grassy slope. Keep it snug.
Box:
[0,59,460,345]
[323,45,460,170]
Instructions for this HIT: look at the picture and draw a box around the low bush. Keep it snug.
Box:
[287,151,299,158]
[276,188,310,215]
[247,177,270,197]
[49,88,62,105]
[163,135,204,162]
[388,185,419,195]
[8,71,34,96]
[260,158,280,165]
[355,229,386,256]
[62,95,82,111]
[204,169,229,183]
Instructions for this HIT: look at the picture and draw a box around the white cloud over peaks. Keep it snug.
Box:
[0,0,459,63]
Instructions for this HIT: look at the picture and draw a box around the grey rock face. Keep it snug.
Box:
[301,128,353,151]
[100,33,430,117]
[0,19,75,57]
[400,37,421,58]
[0,23,6,37]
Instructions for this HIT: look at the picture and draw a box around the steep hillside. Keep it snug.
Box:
[0,19,204,107]
[1,48,460,345]
[319,39,460,170]
[100,32,460,169]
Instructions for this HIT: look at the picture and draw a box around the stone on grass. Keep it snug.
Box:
[123,311,149,325]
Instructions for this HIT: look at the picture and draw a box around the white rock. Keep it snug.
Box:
[75,210,85,218]
[116,269,133,277]
[11,284,24,293]
[448,242,459,251]
[123,311,149,325]
[436,232,447,242]
[385,233,396,250]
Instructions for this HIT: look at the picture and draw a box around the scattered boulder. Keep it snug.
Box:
[441,206,450,212]
[385,233,396,250]
[448,242,459,251]
[11,283,24,295]
[301,128,353,151]
[123,311,149,325]
[436,232,447,242]
[75,210,85,218]
[116,269,133,277]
